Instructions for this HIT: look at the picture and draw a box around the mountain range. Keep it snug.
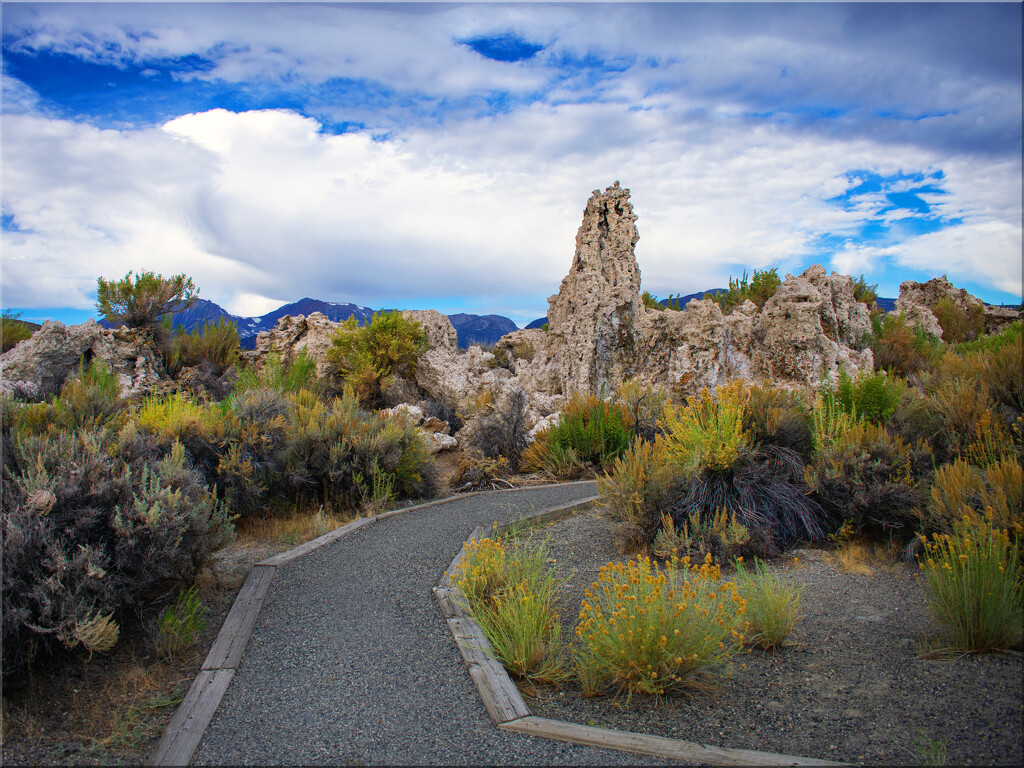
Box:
[140,291,899,349]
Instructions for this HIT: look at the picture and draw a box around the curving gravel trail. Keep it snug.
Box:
[191,484,674,766]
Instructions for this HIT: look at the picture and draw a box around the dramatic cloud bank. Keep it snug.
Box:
[3,2,1021,326]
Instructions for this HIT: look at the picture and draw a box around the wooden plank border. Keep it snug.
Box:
[437,499,848,767]
[499,717,843,767]
[149,481,598,766]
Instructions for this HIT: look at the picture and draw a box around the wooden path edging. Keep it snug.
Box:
[436,502,849,767]
[147,482,597,767]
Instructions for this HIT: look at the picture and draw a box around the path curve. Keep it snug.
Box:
[188,484,671,766]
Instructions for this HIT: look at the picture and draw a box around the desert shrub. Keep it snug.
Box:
[133,392,229,483]
[979,340,1023,423]
[810,392,860,455]
[485,345,511,370]
[662,381,750,474]
[918,514,1022,653]
[706,268,781,313]
[170,317,240,375]
[826,367,905,426]
[809,421,933,540]
[852,274,878,309]
[2,428,215,683]
[511,338,536,361]
[597,439,677,552]
[869,311,943,378]
[281,386,435,511]
[520,430,585,479]
[529,394,631,475]
[423,397,463,435]
[575,554,746,696]
[742,382,813,458]
[450,449,511,491]
[669,445,832,560]
[156,586,208,661]
[96,269,198,330]
[956,319,1022,356]
[654,506,751,564]
[471,388,529,471]
[1,309,33,352]
[732,557,804,649]
[922,457,1023,536]
[234,349,319,396]
[327,311,427,406]
[888,386,947,459]
[217,386,290,517]
[52,358,123,430]
[919,352,998,463]
[614,377,668,444]
[455,536,567,682]
[931,296,986,344]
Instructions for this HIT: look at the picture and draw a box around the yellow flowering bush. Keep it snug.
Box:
[455,536,567,682]
[918,512,1022,652]
[575,553,747,696]
[662,381,750,474]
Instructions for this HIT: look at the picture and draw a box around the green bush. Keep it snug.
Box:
[524,394,631,477]
[53,359,123,430]
[826,367,905,426]
[1,309,33,353]
[156,586,208,661]
[663,382,750,474]
[732,558,804,649]
[234,349,319,396]
[705,268,781,313]
[327,311,427,406]
[96,269,198,330]
[455,536,567,683]
[852,275,878,309]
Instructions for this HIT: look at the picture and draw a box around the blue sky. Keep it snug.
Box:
[2,1,1021,328]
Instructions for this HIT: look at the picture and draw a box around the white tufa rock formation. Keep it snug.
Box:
[0,319,170,400]
[547,181,643,395]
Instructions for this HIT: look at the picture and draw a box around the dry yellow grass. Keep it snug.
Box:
[824,539,902,576]
[236,507,348,545]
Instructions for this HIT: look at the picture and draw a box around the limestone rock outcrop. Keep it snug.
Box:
[547,181,644,395]
[0,319,169,400]
[752,267,873,386]
[896,276,1021,337]
[249,311,340,376]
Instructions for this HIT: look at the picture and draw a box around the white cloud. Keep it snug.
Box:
[891,221,1023,297]
[2,3,1020,323]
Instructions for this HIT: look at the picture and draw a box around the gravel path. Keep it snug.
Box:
[191,484,675,766]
